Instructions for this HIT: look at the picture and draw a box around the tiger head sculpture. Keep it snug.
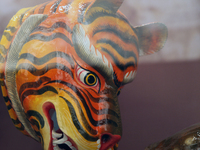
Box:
[0,0,167,150]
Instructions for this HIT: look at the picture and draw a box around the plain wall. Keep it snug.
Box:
[0,60,200,149]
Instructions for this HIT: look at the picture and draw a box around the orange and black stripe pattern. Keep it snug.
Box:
[0,0,167,149]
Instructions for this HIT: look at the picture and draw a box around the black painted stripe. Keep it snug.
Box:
[20,8,32,25]
[84,90,116,105]
[60,96,98,141]
[30,119,40,130]
[60,88,98,135]
[27,110,45,128]
[0,73,4,78]
[51,0,62,14]
[36,131,43,143]
[3,96,11,104]
[32,22,72,33]
[5,26,17,33]
[80,89,120,119]
[31,7,37,15]
[83,10,129,25]
[0,54,5,63]
[12,118,21,125]
[26,33,72,46]
[19,77,51,98]
[19,51,74,66]
[97,39,137,59]
[3,32,13,41]
[16,63,73,77]
[0,44,7,55]
[93,25,138,45]
[101,47,136,71]
[46,80,118,128]
[21,86,58,103]
[113,71,122,88]
[0,80,4,86]
[12,119,25,131]
[38,2,49,14]
[7,104,12,110]
[16,125,25,131]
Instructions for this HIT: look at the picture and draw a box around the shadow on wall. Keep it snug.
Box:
[0,60,200,149]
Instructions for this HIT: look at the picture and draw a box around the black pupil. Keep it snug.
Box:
[87,74,95,84]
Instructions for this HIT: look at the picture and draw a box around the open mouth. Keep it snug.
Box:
[43,103,78,150]
[43,102,120,150]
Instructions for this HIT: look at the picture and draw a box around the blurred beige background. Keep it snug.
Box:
[0,0,200,63]
[0,0,200,150]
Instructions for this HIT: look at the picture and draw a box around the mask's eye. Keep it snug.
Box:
[84,73,97,86]
[76,66,100,91]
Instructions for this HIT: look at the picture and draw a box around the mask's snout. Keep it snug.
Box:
[99,133,121,150]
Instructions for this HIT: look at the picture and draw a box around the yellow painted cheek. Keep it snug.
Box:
[22,90,99,150]
[57,102,98,150]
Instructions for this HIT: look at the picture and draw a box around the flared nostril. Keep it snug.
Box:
[102,134,111,144]
[100,133,121,150]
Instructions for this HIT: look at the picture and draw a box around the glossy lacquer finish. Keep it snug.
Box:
[0,0,168,150]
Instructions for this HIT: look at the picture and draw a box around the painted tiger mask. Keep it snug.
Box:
[0,0,167,150]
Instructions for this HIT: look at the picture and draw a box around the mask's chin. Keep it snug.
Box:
[43,102,78,150]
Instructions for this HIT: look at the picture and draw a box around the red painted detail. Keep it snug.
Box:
[42,102,55,150]
[100,133,121,150]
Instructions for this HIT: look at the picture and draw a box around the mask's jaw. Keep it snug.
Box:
[43,102,78,150]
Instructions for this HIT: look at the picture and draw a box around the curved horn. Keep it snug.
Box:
[5,14,48,141]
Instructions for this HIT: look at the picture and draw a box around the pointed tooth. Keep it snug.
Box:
[53,134,68,144]
[97,139,101,144]
[129,71,133,78]
[70,146,77,150]
[96,49,102,60]
[109,63,113,72]
[53,144,60,150]
[103,55,108,67]
[52,130,62,138]
[133,71,136,78]
[65,141,72,147]
[124,72,129,78]
[97,144,101,148]
[91,45,95,52]
[79,24,85,37]
[72,147,77,150]
[84,35,90,52]
[91,45,96,55]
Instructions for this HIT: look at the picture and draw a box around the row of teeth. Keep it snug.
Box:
[96,139,112,150]
[97,139,101,150]
[53,130,113,150]
[52,130,77,150]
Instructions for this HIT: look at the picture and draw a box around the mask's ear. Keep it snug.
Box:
[135,23,168,56]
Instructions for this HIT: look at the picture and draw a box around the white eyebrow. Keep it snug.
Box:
[72,24,114,78]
